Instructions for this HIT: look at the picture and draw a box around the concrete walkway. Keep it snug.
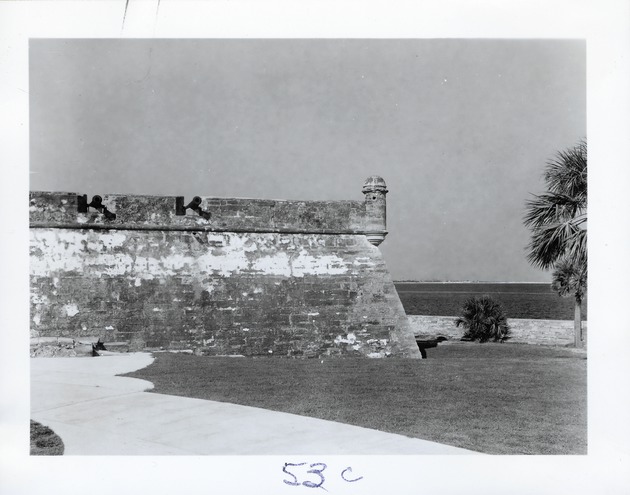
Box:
[31,353,479,455]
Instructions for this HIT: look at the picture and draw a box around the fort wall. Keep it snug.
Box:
[29,178,421,358]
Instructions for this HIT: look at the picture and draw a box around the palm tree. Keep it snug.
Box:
[455,296,510,343]
[551,257,587,347]
[524,140,587,347]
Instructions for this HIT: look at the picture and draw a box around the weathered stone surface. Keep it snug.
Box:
[29,192,369,234]
[31,346,77,358]
[29,183,420,358]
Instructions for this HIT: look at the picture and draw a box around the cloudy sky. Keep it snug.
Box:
[29,39,585,282]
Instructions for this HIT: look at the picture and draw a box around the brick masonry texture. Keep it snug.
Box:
[29,185,420,359]
[408,315,588,347]
[29,192,370,234]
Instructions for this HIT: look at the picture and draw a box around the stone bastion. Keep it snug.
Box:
[29,177,421,359]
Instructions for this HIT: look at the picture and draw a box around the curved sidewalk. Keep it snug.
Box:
[31,353,479,455]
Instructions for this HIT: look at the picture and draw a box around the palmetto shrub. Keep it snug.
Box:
[455,296,510,343]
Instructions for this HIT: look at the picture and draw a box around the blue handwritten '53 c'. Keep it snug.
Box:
[282,462,327,489]
[340,467,363,483]
[282,462,307,486]
[302,463,327,489]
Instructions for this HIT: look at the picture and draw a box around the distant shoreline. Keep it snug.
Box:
[394,280,579,319]
[393,281,550,284]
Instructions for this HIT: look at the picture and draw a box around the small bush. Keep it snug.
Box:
[455,295,510,343]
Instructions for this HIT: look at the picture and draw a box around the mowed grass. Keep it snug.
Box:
[30,420,64,455]
[124,343,587,455]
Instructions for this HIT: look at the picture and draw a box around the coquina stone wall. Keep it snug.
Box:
[29,178,421,358]
[408,315,587,347]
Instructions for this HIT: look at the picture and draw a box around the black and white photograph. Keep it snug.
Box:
[1,1,629,494]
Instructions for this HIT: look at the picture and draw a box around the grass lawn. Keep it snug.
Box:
[124,343,587,455]
[30,420,64,455]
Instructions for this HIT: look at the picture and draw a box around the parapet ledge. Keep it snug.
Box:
[29,177,389,243]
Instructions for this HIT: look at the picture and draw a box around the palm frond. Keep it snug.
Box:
[524,139,587,270]
[524,192,586,229]
[544,141,587,198]
[526,219,587,270]
[551,257,587,300]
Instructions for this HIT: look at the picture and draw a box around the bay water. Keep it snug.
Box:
[394,282,586,320]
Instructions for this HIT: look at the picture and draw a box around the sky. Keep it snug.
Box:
[29,39,586,282]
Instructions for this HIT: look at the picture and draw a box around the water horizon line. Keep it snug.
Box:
[393,280,551,284]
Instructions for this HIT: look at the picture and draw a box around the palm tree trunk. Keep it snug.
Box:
[574,297,583,348]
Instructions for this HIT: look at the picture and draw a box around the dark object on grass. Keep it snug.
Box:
[455,295,510,343]
[92,339,107,356]
[30,420,64,455]
[415,336,448,358]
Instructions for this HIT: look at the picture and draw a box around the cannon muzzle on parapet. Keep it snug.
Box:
[175,196,211,220]
[77,194,116,220]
